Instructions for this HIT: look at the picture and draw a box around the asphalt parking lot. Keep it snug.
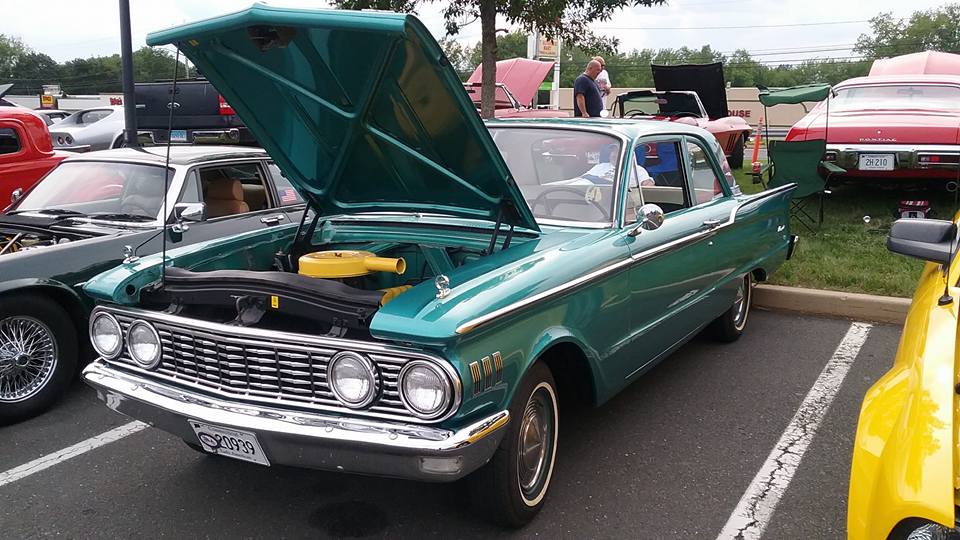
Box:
[2,310,899,539]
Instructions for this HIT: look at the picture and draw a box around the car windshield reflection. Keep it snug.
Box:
[13,161,172,222]
[489,127,622,224]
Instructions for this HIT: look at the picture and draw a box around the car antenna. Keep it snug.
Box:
[160,48,182,290]
[939,148,960,306]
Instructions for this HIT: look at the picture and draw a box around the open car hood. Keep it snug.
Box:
[652,62,728,120]
[146,5,538,231]
[466,58,554,108]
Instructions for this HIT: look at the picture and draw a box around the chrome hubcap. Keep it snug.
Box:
[733,277,750,329]
[517,386,556,501]
[0,316,58,403]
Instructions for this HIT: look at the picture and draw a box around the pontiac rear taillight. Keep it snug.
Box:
[218,95,235,116]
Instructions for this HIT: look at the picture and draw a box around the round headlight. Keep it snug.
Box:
[89,312,123,358]
[126,320,161,369]
[399,361,452,419]
[328,352,378,408]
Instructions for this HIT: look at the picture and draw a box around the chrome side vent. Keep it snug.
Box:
[470,351,503,395]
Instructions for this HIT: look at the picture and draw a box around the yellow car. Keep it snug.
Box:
[849,218,959,539]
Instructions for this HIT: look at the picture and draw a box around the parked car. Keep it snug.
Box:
[0,145,304,423]
[48,105,126,151]
[848,216,960,539]
[34,109,72,126]
[787,51,960,182]
[613,63,752,169]
[464,58,569,118]
[135,79,256,145]
[80,7,797,527]
[0,107,70,208]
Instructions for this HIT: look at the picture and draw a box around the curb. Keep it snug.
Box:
[753,284,910,325]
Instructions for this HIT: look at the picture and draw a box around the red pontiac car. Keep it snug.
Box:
[0,108,70,208]
[787,51,960,181]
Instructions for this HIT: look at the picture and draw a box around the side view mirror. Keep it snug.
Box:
[628,203,665,237]
[171,202,206,232]
[10,188,23,204]
[887,218,957,265]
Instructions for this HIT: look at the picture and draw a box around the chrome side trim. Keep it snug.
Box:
[455,184,795,335]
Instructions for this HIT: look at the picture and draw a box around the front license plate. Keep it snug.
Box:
[170,129,188,142]
[189,420,270,466]
[858,154,895,171]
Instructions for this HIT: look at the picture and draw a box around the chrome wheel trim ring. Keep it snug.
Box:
[0,316,58,403]
[517,382,559,507]
[733,275,751,331]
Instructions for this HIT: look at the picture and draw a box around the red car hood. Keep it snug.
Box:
[467,58,554,108]
[789,109,960,145]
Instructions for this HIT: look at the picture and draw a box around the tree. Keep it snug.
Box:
[8,52,60,94]
[855,4,960,58]
[0,35,27,79]
[334,0,665,117]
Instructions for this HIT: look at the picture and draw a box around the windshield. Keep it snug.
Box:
[14,161,172,220]
[832,84,960,112]
[489,127,622,224]
[620,92,702,118]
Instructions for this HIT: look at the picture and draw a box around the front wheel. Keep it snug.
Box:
[710,273,752,342]
[0,295,78,424]
[468,362,559,528]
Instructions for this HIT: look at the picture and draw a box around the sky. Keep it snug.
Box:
[0,0,949,65]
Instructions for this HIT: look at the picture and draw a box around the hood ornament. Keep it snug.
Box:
[435,274,451,299]
[122,245,139,264]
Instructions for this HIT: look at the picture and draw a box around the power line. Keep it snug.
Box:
[594,19,870,30]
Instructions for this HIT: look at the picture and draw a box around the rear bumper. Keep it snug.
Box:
[82,361,508,482]
[825,144,960,178]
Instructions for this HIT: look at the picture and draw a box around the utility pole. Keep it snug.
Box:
[119,0,138,147]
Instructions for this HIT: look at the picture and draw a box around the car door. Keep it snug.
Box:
[265,161,306,225]
[614,135,737,384]
[167,159,296,246]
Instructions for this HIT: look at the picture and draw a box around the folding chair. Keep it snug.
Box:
[752,139,845,231]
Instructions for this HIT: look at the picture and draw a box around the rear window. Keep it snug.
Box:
[0,127,21,155]
[832,84,960,112]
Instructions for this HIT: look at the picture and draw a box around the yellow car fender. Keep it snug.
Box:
[848,261,957,539]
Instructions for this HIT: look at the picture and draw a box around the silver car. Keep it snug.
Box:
[49,105,125,151]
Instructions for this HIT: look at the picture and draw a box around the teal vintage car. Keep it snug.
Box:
[80,6,797,527]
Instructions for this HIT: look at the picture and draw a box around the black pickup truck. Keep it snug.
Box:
[135,79,257,145]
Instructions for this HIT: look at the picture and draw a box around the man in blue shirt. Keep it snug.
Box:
[573,60,604,117]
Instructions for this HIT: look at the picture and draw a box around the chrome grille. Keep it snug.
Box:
[106,311,446,422]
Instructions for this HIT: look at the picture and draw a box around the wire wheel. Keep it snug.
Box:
[516,383,557,506]
[0,316,58,403]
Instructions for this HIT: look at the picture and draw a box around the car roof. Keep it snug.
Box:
[835,74,960,87]
[485,117,711,139]
[63,145,269,166]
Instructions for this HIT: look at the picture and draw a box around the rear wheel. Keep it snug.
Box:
[0,295,77,424]
[469,362,559,528]
[727,134,746,169]
[710,273,752,342]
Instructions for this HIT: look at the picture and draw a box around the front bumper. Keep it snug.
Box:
[82,361,508,482]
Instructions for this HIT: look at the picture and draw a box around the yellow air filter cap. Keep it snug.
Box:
[298,250,406,278]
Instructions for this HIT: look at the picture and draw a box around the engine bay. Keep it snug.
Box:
[1,231,73,256]
[140,240,490,339]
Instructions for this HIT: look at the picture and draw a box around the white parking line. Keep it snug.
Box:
[717,322,873,540]
[0,421,147,488]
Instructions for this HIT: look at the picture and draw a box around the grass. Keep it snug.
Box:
[733,169,956,298]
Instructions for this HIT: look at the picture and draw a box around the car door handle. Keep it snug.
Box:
[701,219,724,229]
[260,214,286,226]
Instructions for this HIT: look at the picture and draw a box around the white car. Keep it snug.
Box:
[49,106,125,151]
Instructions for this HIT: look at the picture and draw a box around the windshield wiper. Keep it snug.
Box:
[8,208,86,216]
[82,212,157,222]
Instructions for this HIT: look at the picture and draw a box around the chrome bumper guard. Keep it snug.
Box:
[83,361,508,482]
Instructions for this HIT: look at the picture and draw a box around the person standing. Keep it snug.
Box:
[574,60,604,118]
[593,56,612,99]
